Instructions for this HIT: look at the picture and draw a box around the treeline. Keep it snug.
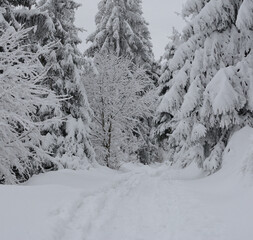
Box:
[1,0,253,184]
[0,0,158,184]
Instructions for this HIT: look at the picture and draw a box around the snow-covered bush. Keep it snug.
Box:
[0,27,59,184]
[84,53,156,168]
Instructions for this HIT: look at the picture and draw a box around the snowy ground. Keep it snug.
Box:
[1,127,253,240]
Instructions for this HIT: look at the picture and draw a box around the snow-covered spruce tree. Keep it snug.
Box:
[84,53,155,168]
[154,28,182,146]
[0,0,55,42]
[156,0,253,173]
[0,26,59,184]
[36,0,96,169]
[86,0,154,70]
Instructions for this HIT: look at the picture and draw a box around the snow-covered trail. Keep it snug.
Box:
[1,163,253,240]
[1,127,253,240]
[50,166,223,240]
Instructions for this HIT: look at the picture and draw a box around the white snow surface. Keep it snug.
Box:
[1,126,253,240]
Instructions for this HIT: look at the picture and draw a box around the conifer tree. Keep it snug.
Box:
[0,0,55,42]
[86,0,154,69]
[37,0,96,168]
[0,1,58,181]
[154,29,181,146]
[0,26,59,184]
[156,0,253,173]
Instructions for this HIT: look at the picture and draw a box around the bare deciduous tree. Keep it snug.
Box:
[84,53,155,168]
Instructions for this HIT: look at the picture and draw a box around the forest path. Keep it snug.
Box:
[52,166,222,240]
[2,127,253,240]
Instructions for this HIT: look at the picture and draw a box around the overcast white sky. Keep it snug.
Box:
[75,0,186,59]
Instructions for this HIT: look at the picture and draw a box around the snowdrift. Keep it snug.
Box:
[203,125,253,188]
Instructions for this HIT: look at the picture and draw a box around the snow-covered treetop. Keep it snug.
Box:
[86,0,154,69]
[38,0,82,46]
